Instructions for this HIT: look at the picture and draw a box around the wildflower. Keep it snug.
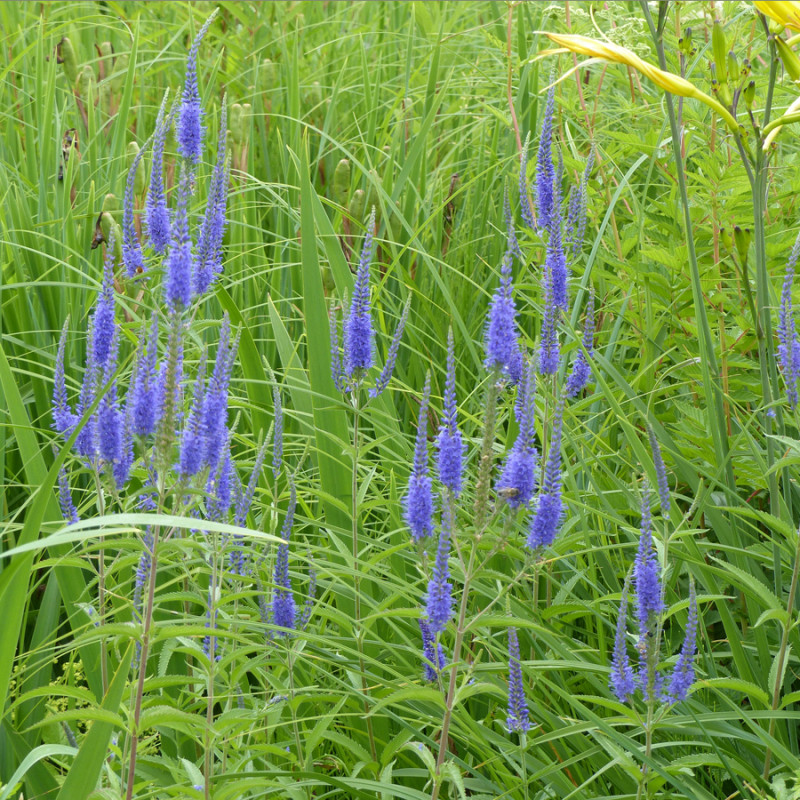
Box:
[634,483,663,639]
[272,482,298,635]
[667,580,698,702]
[518,132,535,230]
[565,148,594,258]
[344,208,376,379]
[130,317,160,437]
[485,252,520,380]
[93,233,117,370]
[369,296,410,398]
[609,583,636,703]
[497,360,538,508]
[145,92,174,254]
[113,404,134,487]
[122,140,148,278]
[527,399,564,549]
[405,374,434,541]
[58,465,79,524]
[506,626,530,733]
[272,377,284,479]
[75,324,98,460]
[546,190,568,312]
[231,438,268,575]
[202,314,237,470]
[538,260,560,375]
[133,528,154,623]
[419,618,446,682]
[426,499,454,634]
[206,439,234,523]
[777,232,800,407]
[436,328,465,496]
[647,426,671,516]
[176,10,218,163]
[53,321,77,435]
[97,344,121,470]
[330,305,345,391]
[194,103,230,295]
[164,165,193,309]
[179,353,206,479]
[565,292,594,397]
[535,79,556,230]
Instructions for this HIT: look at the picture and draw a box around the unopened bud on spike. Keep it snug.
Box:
[727,51,739,84]
[58,37,79,85]
[776,37,800,85]
[350,188,365,223]
[734,225,751,264]
[333,159,351,208]
[712,20,728,84]
[720,227,733,253]
[126,142,146,196]
[744,79,756,108]
[75,65,94,99]
[230,103,247,146]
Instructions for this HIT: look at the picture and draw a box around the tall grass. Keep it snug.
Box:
[1,2,800,798]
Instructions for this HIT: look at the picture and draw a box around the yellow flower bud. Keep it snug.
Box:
[775,36,800,84]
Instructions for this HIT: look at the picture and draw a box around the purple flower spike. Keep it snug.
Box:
[146,92,174,254]
[180,353,206,479]
[370,296,410,398]
[565,292,594,397]
[538,260,560,376]
[131,317,160,437]
[647,426,671,516]
[177,10,218,163]
[405,374,434,541]
[426,499,453,634]
[419,618,446,682]
[565,148,594,259]
[93,232,117,371]
[58,465,79,524]
[53,321,77,435]
[485,252,520,380]
[203,314,237,470]
[195,102,230,296]
[272,482,298,636]
[668,581,698,702]
[123,141,148,278]
[778,232,800,407]
[113,404,134,488]
[436,328,465,496]
[610,584,636,703]
[535,78,556,230]
[506,626,530,733]
[519,132,535,230]
[206,437,234,522]
[527,399,564,550]
[634,482,663,640]
[330,305,345,392]
[497,360,538,508]
[164,166,194,309]
[272,378,284,479]
[546,194,568,313]
[97,382,121,469]
[344,207,376,380]
[235,437,268,528]
[75,322,98,460]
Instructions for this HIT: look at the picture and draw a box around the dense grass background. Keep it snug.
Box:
[2,1,800,798]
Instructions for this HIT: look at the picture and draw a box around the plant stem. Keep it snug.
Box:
[351,391,378,763]
[204,535,219,800]
[763,529,800,779]
[636,701,655,800]
[93,471,108,696]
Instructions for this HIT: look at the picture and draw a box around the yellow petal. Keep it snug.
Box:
[754,1,800,29]
[544,32,741,134]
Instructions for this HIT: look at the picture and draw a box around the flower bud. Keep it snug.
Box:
[260,58,276,89]
[720,226,733,253]
[734,225,751,264]
[58,37,79,86]
[102,193,121,218]
[127,141,146,196]
[75,64,94,99]
[776,36,800,84]
[333,159,350,208]
[726,51,739,85]
[712,20,728,84]
[678,27,695,57]
[230,102,248,146]
[349,188,365,223]
[744,79,756,108]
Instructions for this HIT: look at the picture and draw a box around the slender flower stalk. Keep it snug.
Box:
[565,291,594,397]
[369,296,410,398]
[485,252,521,381]
[164,166,194,310]
[535,78,556,230]
[179,352,207,479]
[53,320,77,435]
[93,233,117,371]
[419,618,446,682]
[425,498,453,634]
[58,465,79,524]
[130,317,160,437]
[272,482,297,635]
[647,426,671,516]
[123,141,148,277]
[405,374,434,541]
[504,185,522,260]
[546,192,568,312]
[667,580,697,702]
[777,233,800,407]
[496,360,538,508]
[506,626,530,733]
[176,10,218,163]
[344,207,376,381]
[75,321,98,460]
[145,91,173,254]
[527,399,564,550]
[610,583,635,703]
[271,377,284,479]
[436,328,465,496]
[538,256,560,375]
[202,315,236,470]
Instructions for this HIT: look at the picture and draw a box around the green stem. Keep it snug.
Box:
[636,701,655,800]
[351,392,378,763]
[763,530,800,779]
[204,533,219,800]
